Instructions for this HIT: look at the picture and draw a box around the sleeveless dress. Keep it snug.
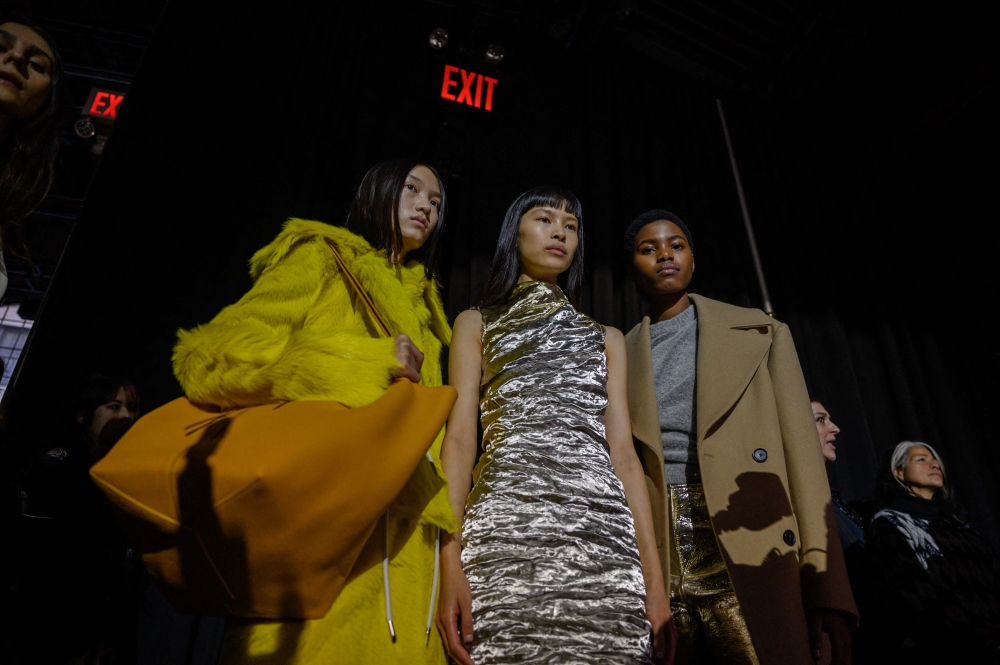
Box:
[462,281,652,664]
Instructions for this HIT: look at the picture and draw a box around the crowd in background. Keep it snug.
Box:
[14,374,142,664]
[812,401,1000,662]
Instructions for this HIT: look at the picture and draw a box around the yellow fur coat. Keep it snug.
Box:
[173,219,455,664]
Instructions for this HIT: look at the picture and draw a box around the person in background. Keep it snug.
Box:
[0,15,67,299]
[20,373,139,518]
[811,400,865,554]
[173,159,453,665]
[811,399,873,663]
[868,441,1000,663]
[15,373,142,665]
[623,210,857,665]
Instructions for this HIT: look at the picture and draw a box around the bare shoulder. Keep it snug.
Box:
[603,327,628,386]
[454,308,483,329]
[449,310,484,386]
[452,309,483,342]
[603,327,627,365]
[604,326,625,350]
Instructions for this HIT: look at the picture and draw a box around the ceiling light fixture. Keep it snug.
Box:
[484,43,506,65]
[429,28,449,50]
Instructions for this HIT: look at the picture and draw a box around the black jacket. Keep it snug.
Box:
[868,494,1000,662]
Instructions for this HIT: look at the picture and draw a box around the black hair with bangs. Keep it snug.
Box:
[345,159,446,282]
[478,186,585,307]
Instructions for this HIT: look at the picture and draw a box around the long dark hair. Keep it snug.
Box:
[478,186,585,307]
[0,16,68,258]
[344,159,446,282]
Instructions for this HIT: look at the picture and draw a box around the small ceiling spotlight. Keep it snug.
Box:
[484,43,506,65]
[429,28,449,50]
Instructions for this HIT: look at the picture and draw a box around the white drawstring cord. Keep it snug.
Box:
[383,510,396,643]
[425,526,441,645]
[386,456,446,646]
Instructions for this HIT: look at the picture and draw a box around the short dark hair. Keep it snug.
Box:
[478,186,585,307]
[74,373,139,426]
[623,210,694,260]
[345,159,446,282]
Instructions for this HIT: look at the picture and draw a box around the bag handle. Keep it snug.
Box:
[325,238,394,339]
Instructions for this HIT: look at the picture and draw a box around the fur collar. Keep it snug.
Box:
[251,219,451,345]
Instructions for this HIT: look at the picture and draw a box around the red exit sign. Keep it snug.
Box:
[84,88,125,121]
[440,64,498,112]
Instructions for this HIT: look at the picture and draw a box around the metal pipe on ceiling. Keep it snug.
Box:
[716,98,774,316]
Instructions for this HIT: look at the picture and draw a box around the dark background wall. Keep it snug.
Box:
[2,0,998,551]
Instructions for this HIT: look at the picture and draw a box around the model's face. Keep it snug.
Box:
[630,220,695,296]
[811,401,840,462]
[77,387,137,461]
[894,446,944,493]
[517,204,579,282]
[398,165,442,259]
[0,23,55,123]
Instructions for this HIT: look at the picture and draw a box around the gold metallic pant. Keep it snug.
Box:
[669,484,759,665]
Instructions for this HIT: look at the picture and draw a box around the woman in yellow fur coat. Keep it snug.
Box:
[172,160,455,664]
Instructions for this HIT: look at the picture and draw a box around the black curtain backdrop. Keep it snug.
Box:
[2,0,998,564]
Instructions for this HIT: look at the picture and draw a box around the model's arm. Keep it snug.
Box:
[436,309,483,665]
[605,327,674,663]
[172,239,408,409]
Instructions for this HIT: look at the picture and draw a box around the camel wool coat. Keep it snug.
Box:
[624,294,858,665]
[173,219,455,665]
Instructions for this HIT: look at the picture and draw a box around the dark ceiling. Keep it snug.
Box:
[1,0,997,314]
[630,0,860,92]
[414,1,870,89]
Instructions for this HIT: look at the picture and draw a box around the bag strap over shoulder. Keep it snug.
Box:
[324,238,394,339]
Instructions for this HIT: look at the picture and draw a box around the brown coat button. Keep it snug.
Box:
[752,448,768,463]
[783,530,796,546]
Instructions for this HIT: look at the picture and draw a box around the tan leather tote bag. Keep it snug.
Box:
[90,239,456,619]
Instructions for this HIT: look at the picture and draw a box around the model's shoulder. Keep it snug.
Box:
[269,218,366,250]
[450,309,483,350]
[249,220,372,279]
[455,308,483,324]
[453,309,483,334]
[690,294,776,326]
[603,326,627,358]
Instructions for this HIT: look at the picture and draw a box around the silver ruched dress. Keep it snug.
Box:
[462,281,652,664]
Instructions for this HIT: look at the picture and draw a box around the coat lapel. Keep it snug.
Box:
[691,294,774,442]
[624,317,663,463]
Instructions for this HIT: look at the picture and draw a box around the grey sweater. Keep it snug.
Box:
[649,304,699,485]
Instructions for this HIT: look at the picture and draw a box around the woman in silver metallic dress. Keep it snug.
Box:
[437,187,672,665]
